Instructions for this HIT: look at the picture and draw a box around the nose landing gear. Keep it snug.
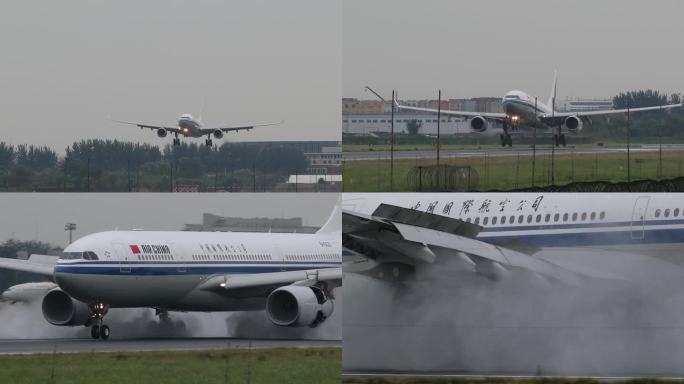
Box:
[205,135,213,147]
[89,302,110,340]
[173,133,181,146]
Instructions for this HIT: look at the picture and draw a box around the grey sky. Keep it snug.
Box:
[0,0,340,152]
[0,193,338,247]
[344,0,684,101]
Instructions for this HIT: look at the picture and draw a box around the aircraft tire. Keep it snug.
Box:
[500,134,506,147]
[99,325,110,340]
[91,325,100,339]
[507,135,513,147]
[560,134,566,147]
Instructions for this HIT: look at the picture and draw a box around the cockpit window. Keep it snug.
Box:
[60,251,98,260]
[505,95,520,99]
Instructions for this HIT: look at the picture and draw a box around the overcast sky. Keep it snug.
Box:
[344,0,684,101]
[0,193,338,247]
[0,0,340,152]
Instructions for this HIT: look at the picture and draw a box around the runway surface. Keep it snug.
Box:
[344,144,684,161]
[343,372,684,381]
[0,338,340,355]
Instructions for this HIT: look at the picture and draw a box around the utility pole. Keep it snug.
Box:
[86,156,90,192]
[627,103,631,183]
[390,90,395,191]
[551,97,556,186]
[64,223,76,244]
[532,97,537,187]
[437,89,441,166]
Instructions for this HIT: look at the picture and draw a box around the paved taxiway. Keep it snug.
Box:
[344,144,684,161]
[0,338,340,355]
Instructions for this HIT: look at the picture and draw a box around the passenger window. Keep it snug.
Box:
[572,213,578,221]
[492,216,498,225]
[474,217,480,225]
[675,208,680,217]
[518,215,523,223]
[536,214,541,223]
[483,217,489,225]
[665,208,670,218]
[563,213,569,222]
[554,213,559,222]
[590,212,596,220]
[655,209,661,218]
[501,216,506,224]
[600,211,606,220]
[581,212,587,221]
[527,215,532,223]
[545,214,550,223]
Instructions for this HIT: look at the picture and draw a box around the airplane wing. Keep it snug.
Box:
[0,255,56,277]
[394,96,507,119]
[198,267,342,292]
[109,118,182,134]
[543,102,684,121]
[343,204,583,284]
[200,120,283,134]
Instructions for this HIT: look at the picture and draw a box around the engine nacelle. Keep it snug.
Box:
[41,289,91,326]
[469,116,489,132]
[266,286,333,327]
[564,115,583,132]
[157,128,168,138]
[213,129,224,139]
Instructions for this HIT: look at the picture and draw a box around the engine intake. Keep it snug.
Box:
[564,115,583,132]
[157,128,168,138]
[469,116,489,132]
[41,289,91,326]
[266,286,333,327]
[213,129,224,139]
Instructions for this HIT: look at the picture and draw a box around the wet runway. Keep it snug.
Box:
[0,338,340,355]
[344,144,684,161]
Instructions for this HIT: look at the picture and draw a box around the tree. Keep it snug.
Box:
[406,119,423,135]
[613,89,667,109]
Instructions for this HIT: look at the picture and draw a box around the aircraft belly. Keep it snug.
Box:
[56,272,204,307]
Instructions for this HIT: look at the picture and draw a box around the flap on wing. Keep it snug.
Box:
[372,204,481,238]
[0,257,55,277]
[199,267,342,291]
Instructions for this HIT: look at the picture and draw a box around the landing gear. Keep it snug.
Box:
[205,136,213,147]
[501,120,513,147]
[553,125,566,147]
[173,133,181,146]
[89,301,110,340]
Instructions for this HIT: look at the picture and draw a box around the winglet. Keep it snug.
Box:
[547,70,558,110]
[317,195,341,235]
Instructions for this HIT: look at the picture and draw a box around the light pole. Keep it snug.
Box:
[64,223,76,244]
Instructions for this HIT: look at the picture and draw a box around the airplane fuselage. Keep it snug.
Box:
[501,90,553,127]
[177,114,204,137]
[55,231,341,311]
[344,193,684,252]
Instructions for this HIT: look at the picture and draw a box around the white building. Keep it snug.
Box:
[342,113,498,135]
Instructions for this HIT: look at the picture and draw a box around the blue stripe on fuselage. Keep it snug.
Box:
[54,264,338,276]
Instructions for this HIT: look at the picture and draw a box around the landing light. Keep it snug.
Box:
[512,116,519,121]
[219,283,226,288]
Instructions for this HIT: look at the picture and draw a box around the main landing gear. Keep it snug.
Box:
[173,133,181,146]
[89,302,110,340]
[501,119,515,147]
[205,135,213,147]
[553,125,566,147]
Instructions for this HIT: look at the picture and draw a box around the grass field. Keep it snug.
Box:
[342,142,637,153]
[0,348,340,384]
[343,377,684,384]
[343,149,684,192]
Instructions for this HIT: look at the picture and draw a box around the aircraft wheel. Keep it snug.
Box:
[205,139,213,147]
[91,325,100,339]
[173,138,180,146]
[560,134,566,147]
[99,325,110,340]
[507,135,513,147]
[499,134,506,147]
[553,134,559,147]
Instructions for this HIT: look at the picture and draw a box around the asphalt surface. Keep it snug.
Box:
[343,144,684,161]
[0,338,340,355]
[343,372,684,381]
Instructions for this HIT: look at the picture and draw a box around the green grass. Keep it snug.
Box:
[0,348,340,384]
[343,150,684,192]
[342,142,638,153]
[343,377,684,384]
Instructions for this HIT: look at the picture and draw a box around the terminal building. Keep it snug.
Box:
[559,97,614,112]
[183,214,319,233]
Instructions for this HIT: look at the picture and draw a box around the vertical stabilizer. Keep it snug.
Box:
[547,70,558,111]
[317,195,341,235]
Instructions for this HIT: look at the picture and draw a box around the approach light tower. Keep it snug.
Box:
[64,222,76,244]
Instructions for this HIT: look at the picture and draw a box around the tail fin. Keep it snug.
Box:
[317,195,341,235]
[547,70,558,111]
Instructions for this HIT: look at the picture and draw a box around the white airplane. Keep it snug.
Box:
[391,72,684,147]
[111,114,282,147]
[0,202,341,340]
[343,193,684,285]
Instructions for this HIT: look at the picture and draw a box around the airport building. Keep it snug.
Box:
[305,146,342,175]
[558,97,614,112]
[343,113,500,135]
[183,214,319,233]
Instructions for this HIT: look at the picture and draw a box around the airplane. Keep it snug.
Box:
[1,282,56,304]
[0,201,341,340]
[110,114,282,147]
[343,193,684,286]
[387,72,684,147]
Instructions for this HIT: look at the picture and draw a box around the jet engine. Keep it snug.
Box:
[157,128,168,138]
[564,115,583,132]
[213,129,224,139]
[41,289,91,326]
[265,286,333,327]
[469,116,489,132]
